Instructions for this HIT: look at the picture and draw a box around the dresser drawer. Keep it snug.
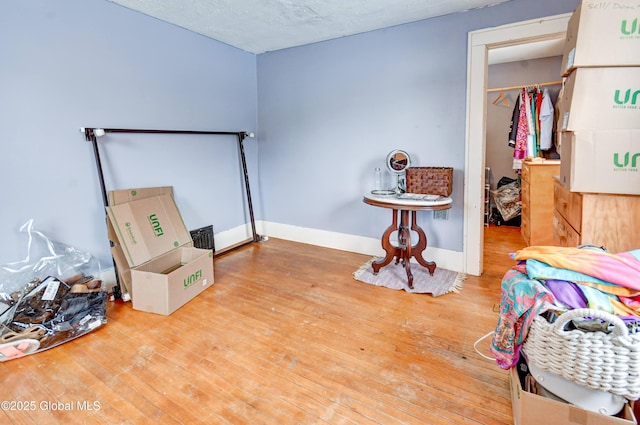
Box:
[553,209,580,247]
[553,178,582,232]
[580,193,640,253]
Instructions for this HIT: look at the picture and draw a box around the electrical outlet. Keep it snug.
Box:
[433,210,449,220]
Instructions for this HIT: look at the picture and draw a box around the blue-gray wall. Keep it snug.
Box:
[0,0,257,268]
[1,0,578,271]
[256,0,578,251]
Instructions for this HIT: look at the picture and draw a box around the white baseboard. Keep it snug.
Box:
[101,221,465,286]
[256,221,464,273]
[213,223,257,250]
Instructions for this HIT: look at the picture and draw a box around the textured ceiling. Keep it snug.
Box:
[106,0,512,54]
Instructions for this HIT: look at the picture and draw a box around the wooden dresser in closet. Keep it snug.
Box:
[521,159,561,246]
[553,178,640,253]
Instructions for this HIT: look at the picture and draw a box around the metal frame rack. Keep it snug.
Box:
[82,127,264,296]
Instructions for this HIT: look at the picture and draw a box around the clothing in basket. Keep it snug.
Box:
[490,246,640,379]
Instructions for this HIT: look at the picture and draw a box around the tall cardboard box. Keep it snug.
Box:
[559,130,640,195]
[558,67,640,131]
[106,193,214,315]
[107,186,174,299]
[561,0,640,77]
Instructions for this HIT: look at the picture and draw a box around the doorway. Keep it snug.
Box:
[463,13,571,276]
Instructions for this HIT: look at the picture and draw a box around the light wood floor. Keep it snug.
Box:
[0,225,526,425]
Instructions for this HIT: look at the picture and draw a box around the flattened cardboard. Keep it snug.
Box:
[108,186,174,207]
[107,186,174,297]
[510,367,636,425]
[561,1,640,77]
[106,192,214,315]
[559,130,640,195]
[107,194,192,267]
[559,67,640,131]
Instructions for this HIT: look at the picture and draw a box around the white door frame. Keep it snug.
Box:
[463,13,571,276]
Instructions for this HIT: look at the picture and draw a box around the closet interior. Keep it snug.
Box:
[485,56,563,233]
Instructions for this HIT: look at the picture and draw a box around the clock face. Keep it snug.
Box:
[386,150,411,174]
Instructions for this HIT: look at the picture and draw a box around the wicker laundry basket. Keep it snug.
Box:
[522,308,640,400]
[405,167,453,197]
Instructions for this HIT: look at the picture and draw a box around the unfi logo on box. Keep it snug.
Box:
[184,270,203,289]
[148,214,164,237]
[621,18,640,37]
[613,89,640,109]
[613,152,640,170]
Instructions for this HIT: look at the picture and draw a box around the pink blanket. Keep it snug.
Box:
[513,246,640,290]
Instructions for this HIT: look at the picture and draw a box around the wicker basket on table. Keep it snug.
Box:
[405,167,453,197]
[522,308,640,400]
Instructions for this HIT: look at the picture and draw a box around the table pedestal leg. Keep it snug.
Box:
[410,211,436,276]
[398,210,413,288]
[371,209,437,289]
[372,209,399,274]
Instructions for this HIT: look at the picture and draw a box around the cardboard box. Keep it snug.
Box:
[558,67,640,131]
[561,0,640,77]
[510,367,636,425]
[107,187,174,298]
[108,186,174,207]
[106,193,214,315]
[559,130,640,195]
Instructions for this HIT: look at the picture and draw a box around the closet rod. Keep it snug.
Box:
[487,80,562,93]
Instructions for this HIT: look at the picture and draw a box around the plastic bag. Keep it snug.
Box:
[0,220,107,361]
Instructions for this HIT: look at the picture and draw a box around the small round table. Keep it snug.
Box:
[363,192,453,289]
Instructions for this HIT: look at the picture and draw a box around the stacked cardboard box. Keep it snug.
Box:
[558,0,640,195]
[510,2,640,424]
[106,187,214,315]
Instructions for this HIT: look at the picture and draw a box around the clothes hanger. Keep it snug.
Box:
[492,91,511,107]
